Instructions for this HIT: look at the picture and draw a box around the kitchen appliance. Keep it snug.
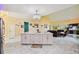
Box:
[0,18,4,54]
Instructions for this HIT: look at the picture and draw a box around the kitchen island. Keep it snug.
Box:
[21,32,53,44]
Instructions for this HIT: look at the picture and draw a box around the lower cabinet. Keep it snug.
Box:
[25,34,30,43]
[21,33,53,44]
[42,34,48,44]
[31,34,42,44]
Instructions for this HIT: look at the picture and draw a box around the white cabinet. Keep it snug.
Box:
[42,34,48,44]
[21,33,53,44]
[25,34,30,44]
[47,34,53,44]
[31,34,42,44]
[21,34,26,43]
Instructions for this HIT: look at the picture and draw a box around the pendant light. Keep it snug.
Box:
[33,10,41,20]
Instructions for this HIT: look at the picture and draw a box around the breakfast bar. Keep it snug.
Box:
[21,33,53,45]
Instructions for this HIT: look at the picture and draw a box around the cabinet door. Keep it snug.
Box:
[21,34,26,44]
[25,34,30,44]
[42,34,48,44]
[31,34,42,44]
[47,34,53,44]
[21,34,31,44]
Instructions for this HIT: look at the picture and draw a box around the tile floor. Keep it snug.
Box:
[4,36,79,54]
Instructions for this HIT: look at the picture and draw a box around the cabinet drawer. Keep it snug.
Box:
[31,34,42,44]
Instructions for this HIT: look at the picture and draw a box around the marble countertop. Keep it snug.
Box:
[21,32,52,34]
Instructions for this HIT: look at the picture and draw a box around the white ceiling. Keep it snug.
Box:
[3,4,75,18]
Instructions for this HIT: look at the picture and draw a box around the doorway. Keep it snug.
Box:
[24,22,29,32]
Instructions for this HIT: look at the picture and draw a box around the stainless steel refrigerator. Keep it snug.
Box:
[0,18,4,54]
